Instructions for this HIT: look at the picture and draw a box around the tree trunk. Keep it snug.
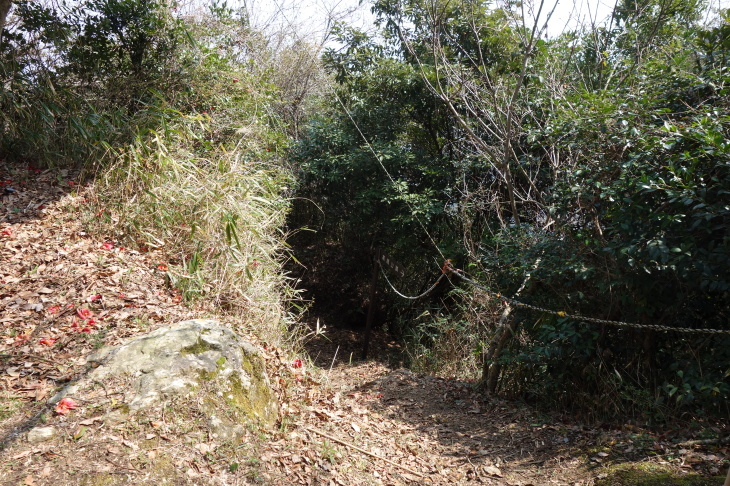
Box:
[480,256,542,393]
[0,0,11,41]
[482,303,518,393]
[361,250,380,360]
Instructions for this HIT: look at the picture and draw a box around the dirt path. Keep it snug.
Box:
[273,321,729,486]
[0,164,727,485]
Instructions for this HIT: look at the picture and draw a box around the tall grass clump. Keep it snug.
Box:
[89,107,297,345]
[83,17,311,346]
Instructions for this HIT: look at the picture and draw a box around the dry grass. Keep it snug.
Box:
[85,106,299,348]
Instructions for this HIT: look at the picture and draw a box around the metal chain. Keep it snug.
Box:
[446,263,730,336]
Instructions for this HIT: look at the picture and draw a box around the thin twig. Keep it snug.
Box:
[304,426,426,478]
[677,436,730,447]
[328,346,339,376]
[104,457,142,473]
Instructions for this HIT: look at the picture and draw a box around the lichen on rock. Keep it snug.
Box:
[85,319,278,425]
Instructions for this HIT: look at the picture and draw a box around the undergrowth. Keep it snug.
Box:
[80,30,309,347]
[1,1,327,350]
[86,106,298,347]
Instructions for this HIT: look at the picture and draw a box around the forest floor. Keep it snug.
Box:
[0,164,728,485]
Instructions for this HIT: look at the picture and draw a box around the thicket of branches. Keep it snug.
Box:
[290,0,730,421]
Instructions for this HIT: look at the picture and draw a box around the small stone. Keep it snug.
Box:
[27,426,56,444]
[48,385,79,405]
[209,415,245,442]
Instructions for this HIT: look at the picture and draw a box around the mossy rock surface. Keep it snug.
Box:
[85,319,278,424]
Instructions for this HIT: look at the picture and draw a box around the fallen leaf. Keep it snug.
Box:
[55,397,79,415]
[24,475,36,486]
[73,426,87,440]
[34,384,50,401]
[484,465,502,477]
[351,423,361,433]
[122,439,139,451]
[79,416,103,426]
[11,450,33,460]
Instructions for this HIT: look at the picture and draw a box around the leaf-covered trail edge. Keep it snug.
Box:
[0,165,727,485]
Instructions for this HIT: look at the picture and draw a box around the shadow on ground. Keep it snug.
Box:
[301,315,728,485]
[1,162,79,226]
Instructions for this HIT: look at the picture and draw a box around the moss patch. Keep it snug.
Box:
[0,396,22,421]
[223,371,276,424]
[180,337,216,355]
[595,463,724,486]
[196,352,277,426]
[79,473,118,486]
[79,455,178,485]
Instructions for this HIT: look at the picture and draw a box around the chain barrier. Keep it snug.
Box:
[382,259,730,335]
[444,262,730,335]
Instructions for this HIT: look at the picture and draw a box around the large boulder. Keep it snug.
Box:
[84,319,278,425]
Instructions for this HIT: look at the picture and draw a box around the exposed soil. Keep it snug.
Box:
[296,323,728,485]
[0,163,728,485]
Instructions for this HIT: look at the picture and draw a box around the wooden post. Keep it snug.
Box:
[362,250,380,360]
